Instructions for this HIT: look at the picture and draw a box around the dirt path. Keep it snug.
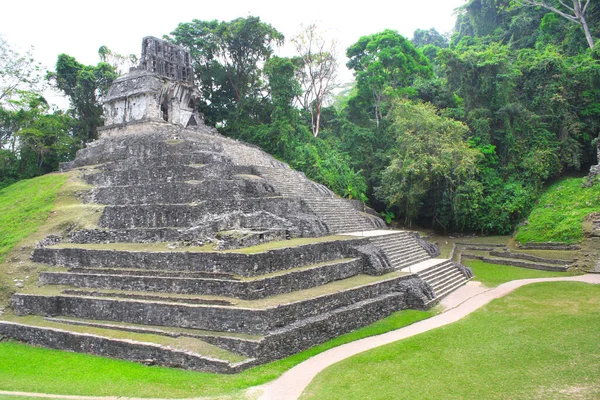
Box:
[1,275,598,400]
[250,274,600,400]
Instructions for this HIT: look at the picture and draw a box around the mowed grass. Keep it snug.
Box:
[302,282,600,400]
[515,177,600,244]
[0,309,435,397]
[463,259,578,287]
[0,174,67,261]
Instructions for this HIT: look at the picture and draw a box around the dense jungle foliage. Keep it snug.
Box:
[1,1,599,234]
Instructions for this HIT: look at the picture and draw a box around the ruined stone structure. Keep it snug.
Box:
[102,37,202,132]
[0,37,472,372]
[585,137,600,187]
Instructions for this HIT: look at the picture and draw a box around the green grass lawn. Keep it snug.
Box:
[464,259,578,287]
[0,309,435,398]
[301,282,600,400]
[515,177,600,244]
[0,174,67,261]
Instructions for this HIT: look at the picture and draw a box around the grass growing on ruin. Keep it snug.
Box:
[0,174,67,262]
[302,282,600,400]
[515,177,600,244]
[0,308,435,398]
[0,171,101,307]
[463,259,578,287]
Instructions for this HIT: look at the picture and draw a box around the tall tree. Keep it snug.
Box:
[170,16,284,130]
[47,54,117,143]
[291,24,339,137]
[377,100,481,227]
[515,0,594,48]
[346,30,432,127]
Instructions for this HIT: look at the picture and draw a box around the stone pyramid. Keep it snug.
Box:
[0,37,472,372]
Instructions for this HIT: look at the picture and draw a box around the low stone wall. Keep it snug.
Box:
[12,274,413,335]
[516,242,580,250]
[39,258,363,300]
[461,254,568,272]
[0,321,250,373]
[489,250,571,265]
[33,237,370,277]
[254,293,403,362]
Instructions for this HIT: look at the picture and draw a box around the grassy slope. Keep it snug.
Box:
[0,171,100,307]
[515,177,600,244]
[302,282,600,400]
[0,174,67,261]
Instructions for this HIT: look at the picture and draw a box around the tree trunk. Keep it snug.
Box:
[580,14,595,49]
[314,103,321,137]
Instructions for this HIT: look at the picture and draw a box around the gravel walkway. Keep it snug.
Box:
[1,275,598,400]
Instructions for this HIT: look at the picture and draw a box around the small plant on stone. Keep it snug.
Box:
[381,210,395,224]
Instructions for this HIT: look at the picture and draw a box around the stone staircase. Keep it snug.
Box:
[416,260,473,301]
[367,232,473,302]
[257,166,385,234]
[369,232,431,270]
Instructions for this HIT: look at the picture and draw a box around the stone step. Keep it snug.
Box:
[257,292,407,362]
[428,271,464,293]
[91,180,276,205]
[67,227,211,244]
[85,163,254,186]
[417,261,470,300]
[417,261,456,280]
[41,316,264,358]
[369,233,413,246]
[96,197,317,229]
[0,315,253,373]
[39,258,362,300]
[33,236,367,277]
[432,275,468,299]
[393,254,432,270]
[385,246,428,259]
[101,151,231,170]
[12,272,410,335]
[373,237,415,248]
[65,267,239,280]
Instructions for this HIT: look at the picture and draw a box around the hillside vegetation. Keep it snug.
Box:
[515,177,600,244]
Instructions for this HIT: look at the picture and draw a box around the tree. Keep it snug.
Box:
[0,36,44,106]
[377,100,481,228]
[515,0,594,49]
[412,28,449,48]
[291,24,339,137]
[47,54,117,143]
[346,30,432,127]
[170,16,284,130]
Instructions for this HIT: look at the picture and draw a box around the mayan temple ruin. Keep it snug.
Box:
[0,37,473,372]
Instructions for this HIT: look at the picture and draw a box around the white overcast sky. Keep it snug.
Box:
[1,0,466,106]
